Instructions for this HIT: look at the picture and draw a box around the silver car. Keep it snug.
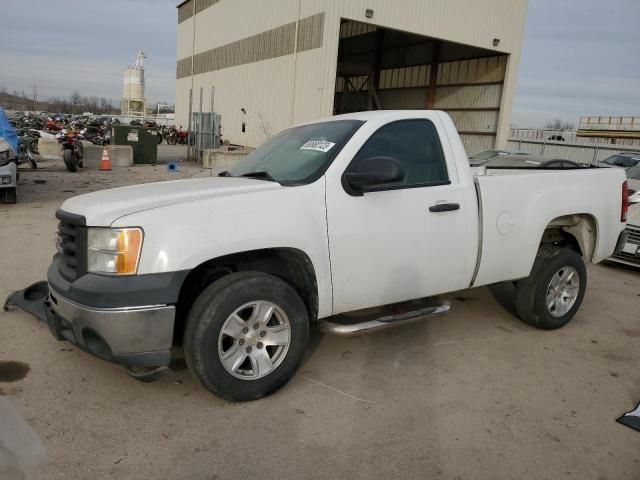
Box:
[0,144,17,204]
[469,149,530,166]
[626,164,640,205]
[610,203,640,268]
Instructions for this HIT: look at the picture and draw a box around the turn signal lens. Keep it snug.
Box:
[115,229,143,274]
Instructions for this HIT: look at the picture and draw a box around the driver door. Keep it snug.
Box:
[325,117,471,315]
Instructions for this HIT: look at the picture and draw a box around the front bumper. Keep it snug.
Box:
[0,162,17,187]
[46,287,175,367]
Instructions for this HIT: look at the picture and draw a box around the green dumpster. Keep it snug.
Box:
[112,126,158,164]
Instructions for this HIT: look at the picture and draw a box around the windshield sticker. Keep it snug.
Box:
[300,140,336,153]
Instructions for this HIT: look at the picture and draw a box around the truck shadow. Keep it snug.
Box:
[487,281,518,318]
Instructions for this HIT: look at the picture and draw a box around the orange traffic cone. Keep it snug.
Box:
[100,146,111,171]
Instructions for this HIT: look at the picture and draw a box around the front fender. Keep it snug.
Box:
[111,179,333,317]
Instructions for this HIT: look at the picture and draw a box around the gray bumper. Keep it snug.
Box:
[0,162,17,187]
[47,287,175,367]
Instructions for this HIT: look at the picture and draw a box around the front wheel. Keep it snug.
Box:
[63,149,77,172]
[515,247,587,330]
[184,272,310,401]
[2,187,16,204]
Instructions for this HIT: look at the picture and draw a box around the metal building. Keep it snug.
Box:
[175,0,528,153]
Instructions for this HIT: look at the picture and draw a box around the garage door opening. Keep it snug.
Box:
[333,20,509,154]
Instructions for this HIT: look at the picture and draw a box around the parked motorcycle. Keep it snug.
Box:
[165,126,189,145]
[56,130,84,172]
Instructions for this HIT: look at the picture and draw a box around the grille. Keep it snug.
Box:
[55,210,87,281]
[612,225,640,265]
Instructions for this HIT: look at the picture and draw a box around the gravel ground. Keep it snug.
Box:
[0,153,639,479]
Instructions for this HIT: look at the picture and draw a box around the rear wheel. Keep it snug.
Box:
[515,247,587,330]
[63,149,76,172]
[184,272,310,401]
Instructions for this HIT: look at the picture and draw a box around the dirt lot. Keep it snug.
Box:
[1,152,639,479]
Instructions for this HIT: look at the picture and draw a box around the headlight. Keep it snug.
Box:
[87,228,143,275]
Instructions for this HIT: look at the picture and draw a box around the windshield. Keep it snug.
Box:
[604,155,640,167]
[228,120,363,184]
[627,164,640,180]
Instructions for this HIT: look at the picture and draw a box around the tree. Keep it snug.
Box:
[256,111,273,140]
[544,118,575,130]
[69,91,82,114]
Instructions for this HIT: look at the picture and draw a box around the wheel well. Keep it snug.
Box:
[173,248,318,344]
[541,214,597,261]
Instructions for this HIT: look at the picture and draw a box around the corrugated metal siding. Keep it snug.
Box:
[195,0,220,14]
[447,111,500,133]
[192,22,297,75]
[177,0,193,23]
[461,134,495,155]
[340,20,376,38]
[433,55,506,155]
[175,2,335,145]
[334,0,527,53]
[437,56,507,85]
[298,13,325,52]
[435,84,503,109]
[176,57,193,79]
[178,0,221,23]
[178,13,325,77]
[380,65,431,89]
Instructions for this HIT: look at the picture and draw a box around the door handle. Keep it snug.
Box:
[429,203,460,213]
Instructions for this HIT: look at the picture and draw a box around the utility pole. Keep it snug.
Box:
[31,84,38,111]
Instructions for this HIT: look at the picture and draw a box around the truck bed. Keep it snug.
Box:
[470,166,625,287]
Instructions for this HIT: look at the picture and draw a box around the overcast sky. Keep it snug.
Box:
[1,0,638,128]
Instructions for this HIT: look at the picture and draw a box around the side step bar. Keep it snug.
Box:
[317,298,451,337]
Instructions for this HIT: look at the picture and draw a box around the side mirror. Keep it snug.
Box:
[344,156,406,193]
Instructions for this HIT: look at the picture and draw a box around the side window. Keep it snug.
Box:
[348,119,449,188]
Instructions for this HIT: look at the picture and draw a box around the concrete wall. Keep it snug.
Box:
[176,0,527,148]
[37,139,133,167]
[202,150,248,174]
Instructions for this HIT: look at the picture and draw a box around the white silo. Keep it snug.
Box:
[120,50,146,117]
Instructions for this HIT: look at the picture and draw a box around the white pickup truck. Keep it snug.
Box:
[45,111,629,401]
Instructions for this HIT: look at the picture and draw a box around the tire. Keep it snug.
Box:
[29,138,39,155]
[166,134,177,146]
[184,272,310,401]
[28,155,37,170]
[515,247,587,330]
[156,132,163,144]
[63,149,76,172]
[2,187,16,204]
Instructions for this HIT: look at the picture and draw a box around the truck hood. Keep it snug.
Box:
[60,177,282,225]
